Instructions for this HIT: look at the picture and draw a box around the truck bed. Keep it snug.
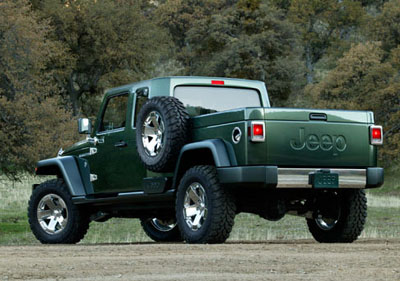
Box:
[191,107,377,168]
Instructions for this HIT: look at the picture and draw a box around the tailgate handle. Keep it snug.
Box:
[309,113,327,121]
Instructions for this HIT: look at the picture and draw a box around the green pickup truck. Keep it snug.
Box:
[28,76,384,244]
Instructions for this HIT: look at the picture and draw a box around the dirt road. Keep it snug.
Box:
[0,239,399,281]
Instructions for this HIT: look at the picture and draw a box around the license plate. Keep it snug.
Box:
[309,171,339,188]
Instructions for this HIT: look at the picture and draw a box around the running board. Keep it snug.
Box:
[72,189,175,205]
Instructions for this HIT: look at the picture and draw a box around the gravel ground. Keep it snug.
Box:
[0,239,399,281]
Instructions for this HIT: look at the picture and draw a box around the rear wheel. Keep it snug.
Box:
[306,189,367,243]
[28,179,90,244]
[140,217,182,242]
[176,165,236,244]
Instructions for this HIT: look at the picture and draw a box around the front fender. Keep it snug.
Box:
[36,156,92,196]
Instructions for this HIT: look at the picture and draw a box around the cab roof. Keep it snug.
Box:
[104,76,267,97]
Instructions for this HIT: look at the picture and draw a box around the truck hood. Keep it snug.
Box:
[62,138,91,156]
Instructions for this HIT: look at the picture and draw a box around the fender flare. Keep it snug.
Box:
[172,139,237,188]
[35,156,93,196]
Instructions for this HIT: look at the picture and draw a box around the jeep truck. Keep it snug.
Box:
[28,76,384,244]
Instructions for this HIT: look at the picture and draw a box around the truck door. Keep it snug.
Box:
[88,91,147,194]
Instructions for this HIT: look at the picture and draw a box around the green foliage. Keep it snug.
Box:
[307,42,400,164]
[37,0,171,115]
[156,0,229,49]
[371,0,400,52]
[0,0,399,172]
[159,0,303,104]
[289,0,365,83]
[0,0,72,99]
[0,0,78,178]
[0,95,79,178]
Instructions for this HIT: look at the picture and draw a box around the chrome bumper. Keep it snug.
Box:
[277,168,365,188]
[217,166,384,189]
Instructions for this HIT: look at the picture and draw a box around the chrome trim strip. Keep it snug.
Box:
[86,136,105,145]
[90,174,98,182]
[118,191,145,197]
[97,127,125,136]
[79,147,98,158]
[277,168,366,188]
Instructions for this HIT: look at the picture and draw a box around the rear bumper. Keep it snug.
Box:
[217,166,383,189]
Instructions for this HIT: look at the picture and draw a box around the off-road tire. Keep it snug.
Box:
[140,218,183,242]
[306,189,367,243]
[28,179,90,244]
[176,165,236,244]
[136,96,189,173]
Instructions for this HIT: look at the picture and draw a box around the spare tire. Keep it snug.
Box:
[136,96,189,173]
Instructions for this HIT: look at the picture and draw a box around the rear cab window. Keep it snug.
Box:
[174,86,261,116]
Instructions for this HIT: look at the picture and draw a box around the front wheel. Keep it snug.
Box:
[175,165,236,244]
[140,217,183,242]
[28,179,90,244]
[306,189,367,243]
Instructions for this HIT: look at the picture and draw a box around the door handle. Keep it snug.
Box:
[114,141,128,148]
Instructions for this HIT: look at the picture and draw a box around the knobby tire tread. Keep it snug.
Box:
[28,179,90,244]
[176,165,236,244]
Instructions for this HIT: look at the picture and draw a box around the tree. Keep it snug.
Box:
[0,0,78,178]
[307,42,400,164]
[371,0,400,53]
[156,0,231,49]
[289,0,365,84]
[0,95,78,178]
[158,0,303,104]
[0,0,72,100]
[37,0,171,115]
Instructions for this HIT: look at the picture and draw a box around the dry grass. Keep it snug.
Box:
[366,193,400,208]
[0,174,399,244]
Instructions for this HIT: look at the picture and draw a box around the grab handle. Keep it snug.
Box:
[309,113,327,121]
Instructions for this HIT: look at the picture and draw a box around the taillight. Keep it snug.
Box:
[211,80,224,85]
[370,125,383,145]
[250,121,265,142]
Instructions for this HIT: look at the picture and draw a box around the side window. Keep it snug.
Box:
[133,88,149,127]
[99,94,129,132]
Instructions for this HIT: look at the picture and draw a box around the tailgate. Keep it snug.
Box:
[247,108,377,167]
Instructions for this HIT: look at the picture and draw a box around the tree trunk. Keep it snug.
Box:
[305,44,314,84]
[67,73,81,116]
[69,90,79,116]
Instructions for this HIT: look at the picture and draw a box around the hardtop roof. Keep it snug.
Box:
[104,76,266,97]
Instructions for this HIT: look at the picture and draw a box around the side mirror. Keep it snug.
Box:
[78,118,92,134]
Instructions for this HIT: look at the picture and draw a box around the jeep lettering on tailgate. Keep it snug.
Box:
[290,128,347,152]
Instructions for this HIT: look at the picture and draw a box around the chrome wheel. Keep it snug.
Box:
[150,218,177,232]
[314,192,341,231]
[315,216,338,231]
[37,194,68,235]
[183,182,208,231]
[141,111,165,157]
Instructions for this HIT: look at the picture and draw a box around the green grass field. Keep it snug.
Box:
[0,171,399,245]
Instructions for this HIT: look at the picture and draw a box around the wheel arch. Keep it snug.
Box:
[172,139,236,189]
[35,156,91,196]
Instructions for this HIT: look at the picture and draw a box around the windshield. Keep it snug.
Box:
[174,86,261,116]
